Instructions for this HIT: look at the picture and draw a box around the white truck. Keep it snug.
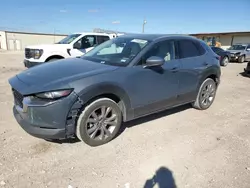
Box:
[23,32,117,68]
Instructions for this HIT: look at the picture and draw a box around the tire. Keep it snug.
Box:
[238,55,245,63]
[76,98,122,147]
[192,78,217,110]
[221,56,229,67]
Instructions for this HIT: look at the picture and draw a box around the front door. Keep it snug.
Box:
[70,35,97,57]
[127,40,181,117]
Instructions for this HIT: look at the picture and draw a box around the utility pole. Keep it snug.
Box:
[53,28,56,43]
[142,19,147,33]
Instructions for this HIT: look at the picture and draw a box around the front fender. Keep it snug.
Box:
[78,83,132,121]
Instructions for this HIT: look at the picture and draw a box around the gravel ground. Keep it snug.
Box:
[0,52,250,188]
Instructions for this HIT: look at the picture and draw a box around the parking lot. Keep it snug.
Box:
[0,51,250,188]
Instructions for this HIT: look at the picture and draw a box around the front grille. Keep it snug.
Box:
[12,88,24,108]
[25,48,32,59]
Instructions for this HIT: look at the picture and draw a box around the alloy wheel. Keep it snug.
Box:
[222,57,229,66]
[200,82,216,107]
[86,106,118,141]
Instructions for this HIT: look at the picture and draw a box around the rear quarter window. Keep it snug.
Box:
[179,39,203,58]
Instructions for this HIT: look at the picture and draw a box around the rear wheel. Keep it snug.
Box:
[76,98,122,147]
[238,55,245,63]
[221,56,229,67]
[192,78,217,110]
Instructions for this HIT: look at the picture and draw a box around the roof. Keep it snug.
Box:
[73,32,113,36]
[118,33,192,41]
[191,31,250,36]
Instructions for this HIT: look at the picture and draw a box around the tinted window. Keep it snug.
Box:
[179,40,201,58]
[194,41,206,55]
[83,37,150,66]
[138,40,176,65]
[57,34,81,44]
[97,36,110,44]
[74,35,97,49]
[228,44,246,50]
[212,47,224,53]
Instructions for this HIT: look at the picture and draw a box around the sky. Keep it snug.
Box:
[0,0,250,35]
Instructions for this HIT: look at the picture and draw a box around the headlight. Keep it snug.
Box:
[35,89,73,99]
[31,49,43,59]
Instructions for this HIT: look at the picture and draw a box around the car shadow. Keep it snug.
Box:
[47,104,191,145]
[117,104,191,137]
[239,71,250,78]
[143,166,177,188]
[44,137,80,144]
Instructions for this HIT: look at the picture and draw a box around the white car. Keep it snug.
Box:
[23,32,117,68]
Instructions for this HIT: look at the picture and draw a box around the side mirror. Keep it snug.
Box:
[73,42,81,49]
[143,56,164,68]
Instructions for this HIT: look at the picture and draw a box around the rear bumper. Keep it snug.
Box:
[24,59,43,68]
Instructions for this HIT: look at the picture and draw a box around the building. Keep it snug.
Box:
[1,29,250,51]
[0,30,67,50]
[191,31,250,49]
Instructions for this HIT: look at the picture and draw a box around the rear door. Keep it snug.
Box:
[176,39,207,104]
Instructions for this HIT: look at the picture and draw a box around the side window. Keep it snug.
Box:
[74,35,97,49]
[97,36,110,44]
[247,45,250,49]
[179,40,201,58]
[138,40,175,65]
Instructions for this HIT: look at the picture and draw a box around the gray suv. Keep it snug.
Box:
[9,34,221,146]
[227,43,250,63]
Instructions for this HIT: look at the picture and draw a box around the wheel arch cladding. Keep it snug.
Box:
[45,55,64,62]
[77,83,131,121]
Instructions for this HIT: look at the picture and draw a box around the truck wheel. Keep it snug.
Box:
[238,56,245,63]
[192,78,217,110]
[76,98,122,147]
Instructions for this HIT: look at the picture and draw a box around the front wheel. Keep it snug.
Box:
[192,78,217,110]
[238,55,245,63]
[221,56,229,67]
[76,98,122,147]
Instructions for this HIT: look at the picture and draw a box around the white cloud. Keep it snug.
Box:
[88,9,99,13]
[59,9,68,13]
[112,21,120,24]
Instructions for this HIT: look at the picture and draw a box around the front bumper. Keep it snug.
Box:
[11,93,78,140]
[13,106,66,139]
[24,59,43,68]
[230,56,238,61]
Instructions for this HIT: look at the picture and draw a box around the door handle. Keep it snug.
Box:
[203,62,209,66]
[171,67,178,73]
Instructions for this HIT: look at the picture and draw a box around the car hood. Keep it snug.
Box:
[227,50,243,53]
[26,44,71,50]
[9,58,118,95]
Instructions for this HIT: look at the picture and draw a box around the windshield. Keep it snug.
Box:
[57,34,81,44]
[82,37,150,66]
[228,44,246,50]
